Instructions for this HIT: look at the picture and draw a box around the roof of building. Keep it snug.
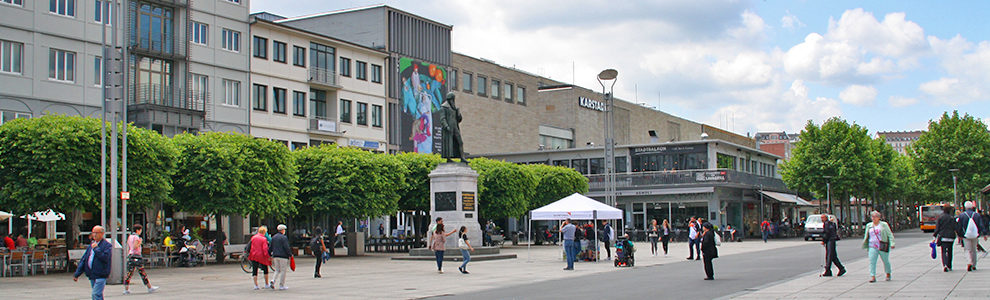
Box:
[277,4,453,29]
[250,17,389,55]
[877,130,924,141]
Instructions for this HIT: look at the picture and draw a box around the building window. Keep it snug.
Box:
[450,69,458,90]
[310,42,335,75]
[222,28,240,52]
[0,111,31,125]
[252,84,267,111]
[134,3,173,53]
[504,83,514,102]
[94,0,112,24]
[132,56,172,106]
[355,61,367,80]
[517,86,526,105]
[222,79,240,106]
[292,46,305,67]
[190,22,208,45]
[272,41,286,63]
[272,87,286,114]
[371,64,382,83]
[491,79,501,99]
[371,104,382,127]
[310,89,326,119]
[190,74,208,106]
[93,56,102,85]
[253,36,267,59]
[463,72,472,92]
[540,135,572,150]
[49,0,75,17]
[477,76,487,96]
[356,102,367,125]
[223,0,240,3]
[292,91,306,116]
[339,99,351,123]
[48,48,75,82]
[2,0,24,6]
[339,57,350,77]
[0,41,23,71]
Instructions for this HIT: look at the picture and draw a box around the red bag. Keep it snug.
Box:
[289,256,296,271]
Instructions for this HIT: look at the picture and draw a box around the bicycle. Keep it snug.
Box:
[240,255,252,273]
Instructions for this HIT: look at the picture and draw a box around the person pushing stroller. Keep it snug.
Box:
[614,234,635,267]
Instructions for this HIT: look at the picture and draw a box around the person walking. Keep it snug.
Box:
[863,211,895,282]
[661,219,672,256]
[333,221,346,252]
[123,224,159,295]
[457,226,475,274]
[73,225,112,300]
[700,222,718,280]
[429,222,456,273]
[687,217,700,260]
[648,219,659,256]
[246,226,271,290]
[822,214,846,277]
[955,201,987,271]
[761,219,771,243]
[934,204,958,272]
[270,224,293,290]
[601,220,613,260]
[561,219,577,270]
[311,227,327,278]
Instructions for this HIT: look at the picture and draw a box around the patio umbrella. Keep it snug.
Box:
[0,210,12,221]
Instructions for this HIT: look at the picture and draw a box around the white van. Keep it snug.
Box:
[804,214,836,241]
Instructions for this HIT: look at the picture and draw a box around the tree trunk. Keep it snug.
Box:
[68,209,82,249]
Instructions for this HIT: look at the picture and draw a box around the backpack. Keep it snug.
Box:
[310,236,323,253]
[963,212,980,239]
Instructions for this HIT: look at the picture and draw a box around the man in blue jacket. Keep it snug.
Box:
[74,225,112,300]
[955,201,987,271]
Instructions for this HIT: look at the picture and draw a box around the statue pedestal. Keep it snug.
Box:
[429,162,482,250]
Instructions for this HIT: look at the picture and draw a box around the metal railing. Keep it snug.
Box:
[587,169,788,190]
[308,67,339,87]
[130,84,204,111]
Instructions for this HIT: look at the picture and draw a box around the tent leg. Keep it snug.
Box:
[527,214,531,262]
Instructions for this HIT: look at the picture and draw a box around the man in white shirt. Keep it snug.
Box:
[334,221,346,252]
[687,217,700,260]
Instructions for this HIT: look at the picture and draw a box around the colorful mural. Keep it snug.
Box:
[399,57,447,153]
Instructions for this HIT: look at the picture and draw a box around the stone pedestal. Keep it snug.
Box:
[429,162,482,250]
[345,232,364,256]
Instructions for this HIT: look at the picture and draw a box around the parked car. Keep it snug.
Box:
[804,214,836,241]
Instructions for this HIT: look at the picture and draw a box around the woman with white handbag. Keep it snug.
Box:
[457,226,475,274]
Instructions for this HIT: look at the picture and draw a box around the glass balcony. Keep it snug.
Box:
[308,67,340,88]
[587,169,788,191]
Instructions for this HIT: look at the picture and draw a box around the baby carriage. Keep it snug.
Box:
[614,236,634,267]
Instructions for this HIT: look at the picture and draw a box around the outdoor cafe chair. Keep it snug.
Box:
[28,250,48,275]
[7,251,27,276]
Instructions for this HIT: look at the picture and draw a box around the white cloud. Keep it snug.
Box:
[706,80,842,133]
[839,85,878,105]
[921,36,990,105]
[781,10,805,30]
[888,96,918,107]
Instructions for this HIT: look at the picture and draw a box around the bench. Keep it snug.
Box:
[224,244,246,260]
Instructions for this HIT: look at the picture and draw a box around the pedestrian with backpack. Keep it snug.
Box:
[955,201,987,271]
[311,227,327,278]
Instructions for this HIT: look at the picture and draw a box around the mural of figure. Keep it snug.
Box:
[399,58,447,154]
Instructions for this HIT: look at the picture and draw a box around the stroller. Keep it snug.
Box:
[614,236,635,267]
[175,239,206,267]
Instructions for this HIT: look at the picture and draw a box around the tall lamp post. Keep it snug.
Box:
[823,175,833,214]
[597,69,618,210]
[950,168,960,207]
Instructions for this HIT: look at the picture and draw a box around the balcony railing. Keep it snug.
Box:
[130,83,204,111]
[309,117,340,134]
[587,169,788,191]
[308,67,339,88]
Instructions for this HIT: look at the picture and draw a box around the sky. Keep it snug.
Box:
[251,0,990,136]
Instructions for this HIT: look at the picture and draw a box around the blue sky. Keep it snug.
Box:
[251,0,990,135]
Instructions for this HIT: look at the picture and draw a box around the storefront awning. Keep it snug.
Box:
[759,191,814,206]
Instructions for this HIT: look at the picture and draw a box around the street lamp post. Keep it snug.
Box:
[597,69,618,211]
[950,168,960,207]
[823,175,833,215]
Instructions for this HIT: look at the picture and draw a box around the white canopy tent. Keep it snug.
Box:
[7,209,66,238]
[527,193,623,261]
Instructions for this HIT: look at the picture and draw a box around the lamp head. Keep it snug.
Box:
[597,69,618,81]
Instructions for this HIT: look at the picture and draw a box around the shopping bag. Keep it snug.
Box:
[930,241,937,259]
[290,256,296,271]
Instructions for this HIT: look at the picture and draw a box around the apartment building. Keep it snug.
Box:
[248,14,388,151]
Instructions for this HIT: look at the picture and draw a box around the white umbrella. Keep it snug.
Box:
[20,209,66,237]
[0,211,12,221]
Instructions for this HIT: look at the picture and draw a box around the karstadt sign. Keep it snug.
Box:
[578,96,606,111]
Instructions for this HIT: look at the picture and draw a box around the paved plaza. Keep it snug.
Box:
[2,232,987,299]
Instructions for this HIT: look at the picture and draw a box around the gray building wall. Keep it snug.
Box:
[188,0,251,133]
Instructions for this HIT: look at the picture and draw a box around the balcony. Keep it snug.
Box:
[308,117,343,135]
[587,169,788,191]
[129,83,204,112]
[308,67,340,88]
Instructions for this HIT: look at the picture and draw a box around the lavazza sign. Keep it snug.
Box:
[578,97,606,111]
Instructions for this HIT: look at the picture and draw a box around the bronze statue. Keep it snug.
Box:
[438,92,466,162]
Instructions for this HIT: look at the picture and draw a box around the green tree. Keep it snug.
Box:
[781,117,878,226]
[294,146,407,221]
[394,152,444,212]
[523,164,589,211]
[469,158,535,220]
[910,111,990,204]
[172,132,298,220]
